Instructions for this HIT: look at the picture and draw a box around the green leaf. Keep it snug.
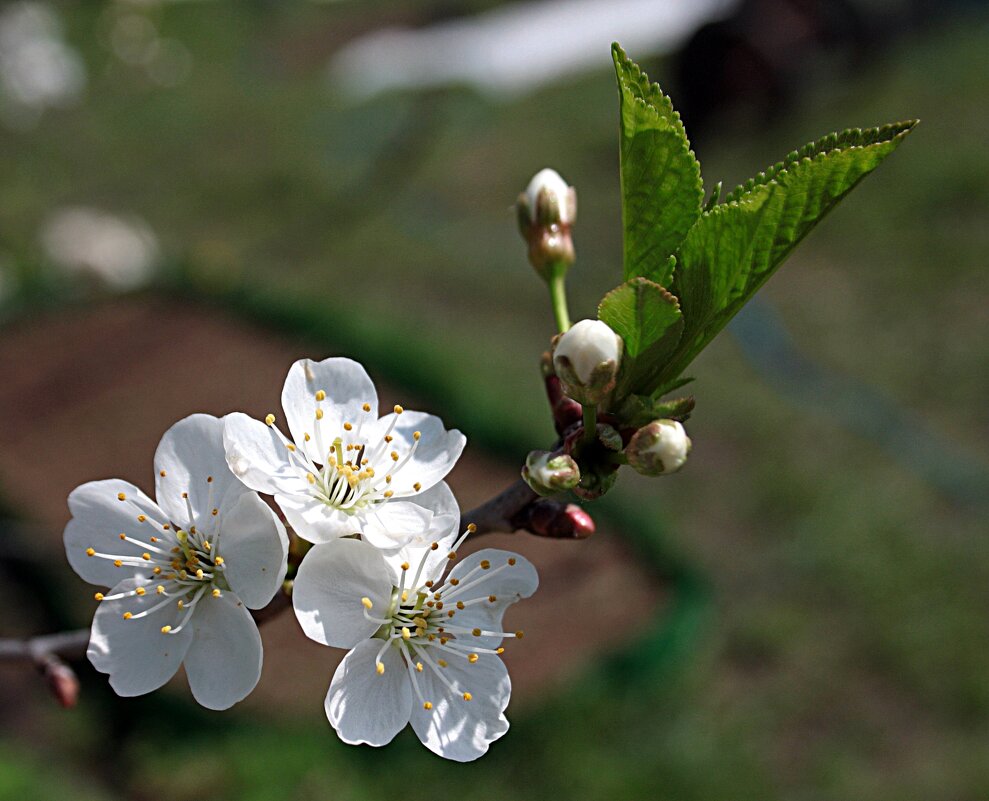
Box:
[613,43,703,286]
[660,120,917,384]
[599,276,683,396]
[617,394,695,428]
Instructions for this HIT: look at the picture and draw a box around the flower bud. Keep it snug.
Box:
[552,319,623,406]
[626,419,691,476]
[516,168,577,279]
[522,450,580,496]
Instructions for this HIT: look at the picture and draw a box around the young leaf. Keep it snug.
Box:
[617,394,695,428]
[659,121,917,385]
[599,277,683,397]
[613,43,703,287]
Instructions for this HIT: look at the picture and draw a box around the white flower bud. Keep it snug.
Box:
[626,419,691,476]
[523,168,576,226]
[522,450,580,496]
[553,319,623,406]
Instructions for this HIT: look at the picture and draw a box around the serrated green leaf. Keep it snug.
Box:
[617,393,695,428]
[613,43,703,286]
[599,276,683,397]
[658,120,917,384]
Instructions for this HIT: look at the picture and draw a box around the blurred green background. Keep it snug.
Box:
[0,1,987,799]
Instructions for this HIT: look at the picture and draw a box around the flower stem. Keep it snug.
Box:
[582,403,597,444]
[548,263,571,333]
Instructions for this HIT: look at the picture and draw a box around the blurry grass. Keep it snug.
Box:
[0,3,987,800]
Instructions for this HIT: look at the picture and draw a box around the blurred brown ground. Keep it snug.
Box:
[0,297,664,718]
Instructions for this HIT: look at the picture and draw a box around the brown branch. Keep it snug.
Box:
[0,477,594,705]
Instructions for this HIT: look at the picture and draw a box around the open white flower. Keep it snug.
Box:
[63,414,288,710]
[223,357,465,547]
[293,528,538,762]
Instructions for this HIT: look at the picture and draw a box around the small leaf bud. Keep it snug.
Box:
[626,419,691,476]
[522,450,581,496]
[552,319,623,406]
[516,168,577,279]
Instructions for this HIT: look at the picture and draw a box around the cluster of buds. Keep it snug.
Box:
[516,168,577,280]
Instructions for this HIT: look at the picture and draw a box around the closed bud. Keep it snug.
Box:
[522,450,581,496]
[516,168,577,279]
[626,419,691,476]
[552,319,623,406]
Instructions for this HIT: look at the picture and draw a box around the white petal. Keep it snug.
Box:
[281,358,378,462]
[367,410,465,493]
[362,480,460,553]
[64,479,166,587]
[88,577,193,697]
[183,591,262,710]
[154,414,250,528]
[409,652,511,762]
[223,412,304,496]
[444,550,538,650]
[325,639,412,747]
[292,539,392,648]
[275,491,359,543]
[217,492,288,609]
[373,483,461,585]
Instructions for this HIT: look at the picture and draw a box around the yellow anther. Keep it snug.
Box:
[113,560,123,568]
[394,405,404,415]
[439,637,449,645]
[413,431,421,441]
[203,541,210,550]
[122,612,132,620]
[136,587,146,596]
[150,536,158,543]
[212,588,221,598]
[427,633,436,641]
[472,628,482,637]
[385,475,392,484]
[286,443,296,452]
[468,653,478,664]
[413,482,422,492]
[160,625,171,634]
[181,492,189,499]
[315,409,324,420]
[435,602,444,611]
[315,390,326,401]
[401,590,409,603]
[488,595,497,603]
[480,560,491,570]
[425,580,434,587]
[156,585,165,594]
[383,490,393,498]
[117,492,126,501]
[430,542,439,551]
[384,435,393,443]
[162,524,170,530]
[463,692,473,702]
[400,562,410,571]
[376,662,385,675]
[343,422,352,431]
[207,476,213,483]
[508,558,517,566]
[304,433,311,441]
[361,597,373,609]
[137,514,146,522]
[391,451,399,462]
[179,570,188,580]
[118,533,126,540]
[195,569,204,579]
[401,627,411,640]
[437,659,447,668]
[265,413,275,425]
[467,523,478,533]
[85,548,96,557]
[160,470,167,477]
[496,647,505,654]
[416,662,423,672]
[177,600,184,609]
[449,578,459,586]
[515,630,525,639]
[153,567,162,575]
[423,701,432,710]
[94,592,104,601]
[447,610,455,618]
[212,508,219,516]
[447,551,457,561]
[141,553,151,561]
[214,556,224,566]
[362,403,371,412]
[456,601,465,610]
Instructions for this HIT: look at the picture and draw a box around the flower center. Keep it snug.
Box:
[85,480,229,635]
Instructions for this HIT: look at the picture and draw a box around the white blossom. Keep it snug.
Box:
[63,414,288,710]
[223,357,465,548]
[553,319,623,405]
[626,418,691,475]
[292,528,538,761]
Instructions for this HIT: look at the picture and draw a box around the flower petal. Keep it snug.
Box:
[444,549,538,649]
[64,479,166,587]
[409,652,511,762]
[183,591,262,710]
[282,358,378,463]
[88,577,193,697]
[325,639,413,747]
[223,412,303,496]
[217,492,288,609]
[155,414,250,528]
[373,483,461,585]
[362,480,460,553]
[293,539,392,648]
[367,410,465,493]
[275,491,358,543]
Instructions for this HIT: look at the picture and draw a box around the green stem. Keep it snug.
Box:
[582,403,597,444]
[548,263,571,333]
